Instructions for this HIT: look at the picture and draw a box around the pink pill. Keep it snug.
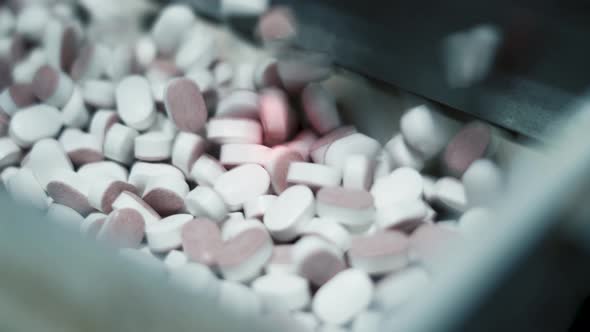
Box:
[259,88,296,146]
[348,231,409,275]
[111,191,161,225]
[46,171,94,216]
[164,78,208,133]
[293,236,346,286]
[257,6,297,45]
[443,122,494,176]
[142,176,189,217]
[98,208,145,249]
[265,146,304,194]
[0,83,36,116]
[216,228,273,282]
[310,126,357,164]
[59,128,103,166]
[316,186,375,230]
[409,224,463,265]
[31,65,74,108]
[88,177,138,214]
[181,218,223,267]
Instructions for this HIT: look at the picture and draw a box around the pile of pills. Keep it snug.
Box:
[0,1,507,331]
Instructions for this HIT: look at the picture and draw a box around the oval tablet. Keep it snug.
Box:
[0,83,36,116]
[252,273,310,311]
[348,231,409,275]
[287,162,341,190]
[9,104,62,148]
[443,121,495,176]
[164,78,208,133]
[59,128,103,166]
[103,123,139,165]
[181,218,224,267]
[190,154,226,187]
[384,134,425,171]
[371,167,423,209]
[220,143,271,167]
[259,88,295,146]
[171,132,206,176]
[88,177,138,213]
[134,132,173,162]
[116,75,156,130]
[46,169,94,215]
[216,89,259,119]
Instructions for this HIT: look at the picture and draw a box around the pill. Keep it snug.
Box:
[145,213,193,252]
[0,112,9,136]
[103,123,139,165]
[422,175,437,202]
[70,42,108,81]
[220,216,264,240]
[21,138,73,188]
[301,83,341,135]
[216,227,273,282]
[60,86,89,128]
[162,249,188,269]
[97,208,145,248]
[257,6,297,45]
[31,65,74,108]
[46,203,84,229]
[409,224,462,266]
[376,199,429,231]
[88,177,138,213]
[89,109,119,144]
[134,132,173,161]
[277,51,332,93]
[169,263,219,299]
[342,154,374,190]
[5,167,50,210]
[292,236,346,286]
[264,185,314,241]
[9,104,62,147]
[0,83,36,116]
[164,77,208,133]
[11,48,47,84]
[371,167,423,209]
[15,4,49,41]
[217,281,262,320]
[135,36,157,69]
[181,218,224,266]
[310,126,357,164]
[148,112,178,137]
[287,129,317,160]
[142,175,188,216]
[253,57,282,89]
[58,128,103,166]
[260,89,297,146]
[324,133,380,170]
[316,186,375,230]
[46,169,94,215]
[458,207,492,236]
[171,132,206,176]
[151,4,195,56]
[82,80,116,108]
[252,273,310,311]
[299,217,351,251]
[462,159,503,208]
[348,231,409,275]
[264,146,303,194]
[384,134,425,170]
[190,154,226,187]
[232,63,257,90]
[185,67,215,96]
[293,312,320,332]
[44,19,78,71]
[175,27,216,71]
[184,186,226,221]
[220,143,271,167]
[265,244,293,274]
[128,162,184,194]
[213,61,234,86]
[146,59,182,84]
[287,162,341,190]
[111,191,161,225]
[116,75,156,130]
[433,177,468,212]
[443,121,495,176]
[80,212,107,238]
[0,137,21,168]
[78,161,128,182]
[374,266,430,311]
[214,163,270,211]
[400,104,460,159]
[352,310,382,332]
[312,269,373,325]
[207,117,263,145]
[373,150,393,181]
[105,45,133,81]
[243,194,277,220]
[215,89,259,119]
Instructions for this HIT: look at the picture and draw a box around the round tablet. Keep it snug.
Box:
[348,231,409,275]
[103,123,139,165]
[299,217,351,251]
[221,218,266,242]
[316,186,375,229]
[164,78,208,133]
[128,162,184,194]
[142,175,189,216]
[214,164,270,211]
[259,88,295,146]
[98,208,145,248]
[151,4,195,56]
[220,143,271,167]
[9,104,62,148]
[175,27,217,71]
[31,64,74,108]
[443,122,495,176]
[370,167,424,209]
[252,273,310,311]
[88,177,138,213]
[116,75,156,130]
[462,159,503,208]
[216,227,273,282]
[171,132,206,176]
[264,185,315,241]
[134,132,173,161]
[216,89,259,119]
[184,185,229,222]
[181,218,224,267]
[301,83,341,135]
[287,162,341,190]
[190,154,226,187]
[312,269,373,325]
[78,161,128,183]
[292,236,346,286]
[207,118,263,145]
[145,213,193,252]
[21,138,73,189]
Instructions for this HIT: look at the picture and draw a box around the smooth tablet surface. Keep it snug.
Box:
[182,218,224,266]
[342,154,374,190]
[384,134,425,170]
[98,208,145,248]
[264,185,314,241]
[207,118,263,145]
[103,123,139,165]
[220,143,271,167]
[443,122,494,176]
[287,162,341,190]
[316,186,375,229]
[116,75,156,130]
[145,213,193,252]
[348,231,409,275]
[216,228,273,282]
[252,273,310,311]
[9,104,62,147]
[134,132,173,161]
[172,132,206,176]
[142,175,189,216]
[216,89,259,119]
[400,104,459,158]
[185,185,229,222]
[371,167,423,209]
[190,154,226,187]
[214,164,270,211]
[259,88,294,145]
[374,266,430,311]
[164,78,208,133]
[265,145,304,194]
[292,236,346,286]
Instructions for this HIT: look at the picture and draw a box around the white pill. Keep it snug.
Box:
[175,27,216,71]
[129,162,184,194]
[374,266,430,311]
[221,217,266,241]
[373,150,393,181]
[422,175,437,202]
[80,212,107,238]
[171,132,206,176]
[293,312,320,332]
[135,36,157,69]
[313,269,373,325]
[342,154,374,190]
[370,167,423,209]
[299,217,351,251]
[190,154,226,187]
[105,45,133,81]
[310,126,357,164]
[264,185,315,241]
[78,161,128,182]
[116,75,156,130]
[11,48,47,84]
[214,163,270,211]
[400,104,460,158]
[9,104,62,148]
[252,273,310,311]
[220,143,271,167]
[459,207,492,236]
[169,263,219,300]
[46,203,84,229]
[287,162,341,190]
[82,80,116,108]
[5,167,50,210]
[384,134,425,170]
[1,167,19,187]
[111,191,161,226]
[43,19,77,71]
[324,133,380,171]
[352,310,382,332]
[216,89,259,119]
[244,194,277,219]
[89,109,119,144]
[0,137,21,168]
[207,118,263,144]
[287,129,318,161]
[164,250,188,269]
[376,199,429,230]
[87,176,137,213]
[60,86,89,128]
[434,177,468,212]
[148,112,178,137]
[103,123,139,165]
[59,128,103,166]
[21,138,73,189]
[316,187,375,230]
[217,281,262,320]
[146,213,193,252]
[134,132,173,162]
[302,83,341,135]
[213,61,234,86]
[348,231,409,275]
[142,175,189,216]
[264,244,294,274]
[462,159,503,208]
[151,4,195,55]
[293,236,346,286]
[46,169,94,215]
[31,65,73,108]
[185,67,215,94]
[184,186,228,222]
[70,43,109,82]
[217,227,273,282]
